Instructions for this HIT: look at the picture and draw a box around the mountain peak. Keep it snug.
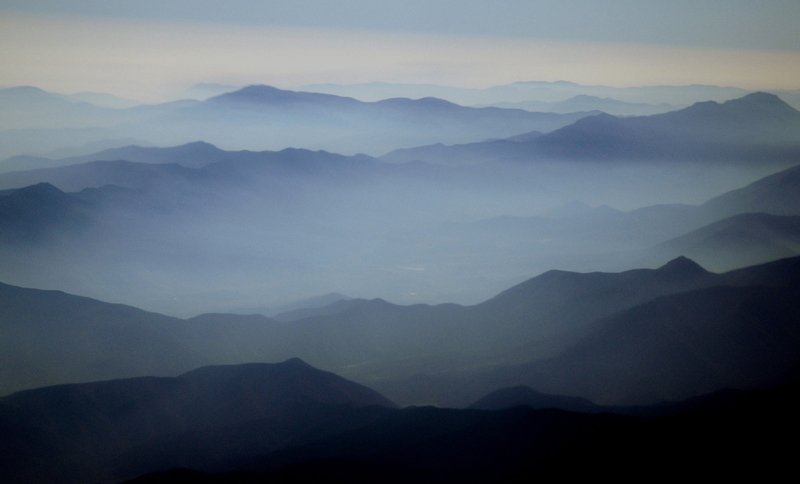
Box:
[173,360,397,407]
[177,140,220,150]
[207,84,289,102]
[657,256,708,276]
[178,359,312,380]
[0,85,51,98]
[739,91,785,105]
[705,91,799,117]
[678,91,797,117]
[207,84,358,107]
[10,182,69,201]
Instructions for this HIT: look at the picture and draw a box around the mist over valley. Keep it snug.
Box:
[3,3,800,478]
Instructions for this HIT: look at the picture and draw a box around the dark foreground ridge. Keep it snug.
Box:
[116,383,798,484]
[0,359,395,484]
[2,355,797,483]
[656,254,709,275]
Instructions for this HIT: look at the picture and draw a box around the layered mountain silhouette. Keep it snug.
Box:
[484,95,680,116]
[654,213,800,271]
[1,149,798,317]
[0,183,93,245]
[301,80,758,107]
[3,255,799,408]
[2,80,800,483]
[467,386,599,413]
[381,131,545,166]
[484,282,800,405]
[1,364,795,483]
[369,255,800,406]
[0,159,208,192]
[208,84,363,109]
[272,296,358,322]
[0,141,228,173]
[0,359,395,484]
[206,84,592,127]
[635,164,800,269]
[703,162,800,217]
[116,383,799,482]
[383,92,800,164]
[0,86,122,131]
[0,84,594,159]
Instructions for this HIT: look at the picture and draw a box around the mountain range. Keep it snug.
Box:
[0,359,395,483]
[0,141,227,174]
[2,79,800,483]
[2,254,799,409]
[0,84,595,159]
[1,135,799,315]
[383,92,800,164]
[1,357,796,483]
[478,95,681,116]
[301,80,756,106]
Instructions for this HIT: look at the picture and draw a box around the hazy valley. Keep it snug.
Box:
[2,79,800,483]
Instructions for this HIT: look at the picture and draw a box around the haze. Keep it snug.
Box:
[2,4,800,481]
[2,1,800,101]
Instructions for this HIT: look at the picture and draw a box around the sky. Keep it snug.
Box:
[1,1,800,101]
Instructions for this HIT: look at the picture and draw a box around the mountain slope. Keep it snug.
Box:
[702,162,800,218]
[490,283,800,405]
[470,255,722,346]
[0,255,721,396]
[0,281,295,396]
[467,386,599,413]
[0,359,395,484]
[369,255,800,406]
[383,92,800,164]
[654,212,800,271]
[0,141,229,174]
[0,84,595,159]
[207,84,363,109]
[380,132,545,165]
[7,255,798,404]
[530,91,800,161]
[0,159,208,192]
[123,384,799,483]
[0,183,93,245]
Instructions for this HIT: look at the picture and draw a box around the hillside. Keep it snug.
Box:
[0,359,395,484]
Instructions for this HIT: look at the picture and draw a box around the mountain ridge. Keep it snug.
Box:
[3,255,799,406]
[383,92,800,164]
[0,359,396,483]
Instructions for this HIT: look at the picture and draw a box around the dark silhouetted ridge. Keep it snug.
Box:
[0,182,92,245]
[9,182,68,201]
[657,256,708,276]
[187,312,278,326]
[281,356,313,368]
[173,359,398,413]
[468,385,599,413]
[0,359,397,483]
